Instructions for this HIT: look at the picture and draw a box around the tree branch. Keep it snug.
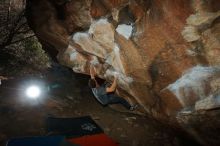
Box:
[7,0,12,25]
[15,22,27,32]
[10,35,35,45]
[17,29,31,34]
[0,10,26,49]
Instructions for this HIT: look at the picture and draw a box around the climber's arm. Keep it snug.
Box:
[106,76,117,93]
[90,65,100,87]
[90,65,96,79]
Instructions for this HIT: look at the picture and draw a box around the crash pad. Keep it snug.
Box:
[68,133,119,146]
[6,136,78,146]
[46,116,103,138]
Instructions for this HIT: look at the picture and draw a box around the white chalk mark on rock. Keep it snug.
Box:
[167,66,220,107]
[116,24,133,40]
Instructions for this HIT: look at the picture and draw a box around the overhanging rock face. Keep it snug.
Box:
[26,0,220,144]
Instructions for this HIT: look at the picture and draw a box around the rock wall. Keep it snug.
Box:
[26,0,220,144]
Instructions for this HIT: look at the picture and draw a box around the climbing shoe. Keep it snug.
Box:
[129,104,138,111]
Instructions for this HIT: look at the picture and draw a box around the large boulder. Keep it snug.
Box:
[26,0,220,145]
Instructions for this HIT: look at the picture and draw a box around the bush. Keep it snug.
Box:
[0,37,51,75]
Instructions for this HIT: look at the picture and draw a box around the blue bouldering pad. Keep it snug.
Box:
[6,135,79,146]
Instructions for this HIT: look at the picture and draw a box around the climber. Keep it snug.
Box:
[88,65,137,111]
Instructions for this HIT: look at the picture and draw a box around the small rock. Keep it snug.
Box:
[125,116,137,121]
[117,127,123,131]
[104,128,110,133]
[93,117,100,120]
[120,134,127,138]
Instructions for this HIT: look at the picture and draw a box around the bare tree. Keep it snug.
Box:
[0,0,50,75]
[0,0,34,50]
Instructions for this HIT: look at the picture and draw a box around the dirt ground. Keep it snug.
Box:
[0,68,200,146]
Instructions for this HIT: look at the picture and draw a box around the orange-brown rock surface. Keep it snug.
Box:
[26,0,220,145]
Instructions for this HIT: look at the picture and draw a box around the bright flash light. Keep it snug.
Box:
[26,86,41,99]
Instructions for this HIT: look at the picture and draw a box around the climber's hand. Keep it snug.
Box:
[113,72,119,79]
